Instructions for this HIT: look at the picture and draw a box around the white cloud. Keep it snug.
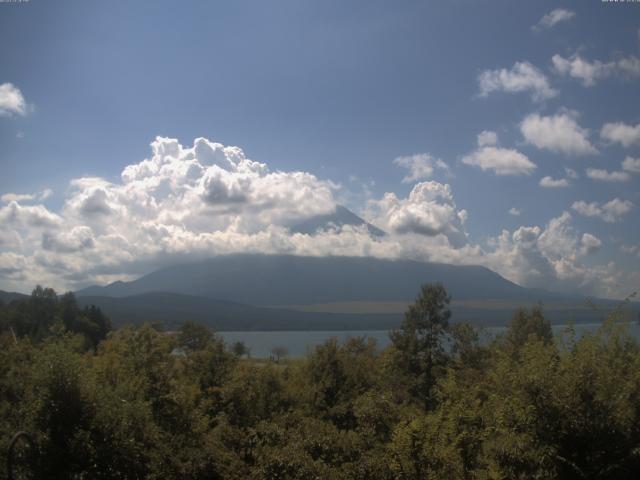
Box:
[477,130,498,147]
[509,207,521,216]
[1,189,53,203]
[580,233,602,256]
[462,132,536,176]
[42,226,95,253]
[622,156,640,173]
[368,181,467,247]
[533,8,575,31]
[0,83,27,116]
[0,201,62,229]
[539,176,569,188]
[571,198,633,223]
[521,112,598,156]
[552,54,640,86]
[601,122,640,148]
[0,136,627,299]
[483,212,614,295]
[393,153,449,183]
[586,168,631,182]
[478,61,558,102]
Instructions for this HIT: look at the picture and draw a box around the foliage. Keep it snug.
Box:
[2,283,640,479]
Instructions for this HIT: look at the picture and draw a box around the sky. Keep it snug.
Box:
[0,0,639,299]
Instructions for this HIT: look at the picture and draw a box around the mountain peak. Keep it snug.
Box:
[290,205,385,237]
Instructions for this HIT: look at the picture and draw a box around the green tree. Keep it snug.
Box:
[389,283,451,410]
[500,305,553,357]
[232,340,249,358]
[271,345,288,363]
[178,320,213,351]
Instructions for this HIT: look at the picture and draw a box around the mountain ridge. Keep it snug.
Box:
[76,254,532,304]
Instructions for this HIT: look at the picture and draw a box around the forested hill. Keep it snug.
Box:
[0,290,28,304]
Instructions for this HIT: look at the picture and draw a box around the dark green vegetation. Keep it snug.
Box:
[2,284,640,479]
[74,255,638,329]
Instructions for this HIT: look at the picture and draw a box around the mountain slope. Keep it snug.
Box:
[0,290,28,304]
[77,254,532,305]
[290,205,385,237]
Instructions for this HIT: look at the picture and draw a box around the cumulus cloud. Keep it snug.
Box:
[521,112,598,156]
[580,233,602,256]
[509,207,521,216]
[622,156,640,173]
[483,212,613,295]
[462,146,536,176]
[533,8,575,31]
[462,131,536,176]
[1,189,53,203]
[393,153,449,183]
[0,83,27,116]
[477,61,558,102]
[539,176,569,188]
[601,122,640,148]
[552,53,640,86]
[42,226,95,253]
[0,136,627,299]
[586,168,631,182]
[368,181,468,247]
[0,252,28,281]
[0,201,62,229]
[572,198,633,223]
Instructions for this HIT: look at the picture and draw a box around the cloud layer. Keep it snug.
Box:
[0,136,623,299]
[553,54,640,86]
[572,198,633,223]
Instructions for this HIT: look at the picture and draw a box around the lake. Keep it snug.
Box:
[219,322,640,358]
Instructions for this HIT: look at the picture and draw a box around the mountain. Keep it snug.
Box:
[290,205,385,237]
[4,254,633,332]
[77,254,532,304]
[0,290,28,304]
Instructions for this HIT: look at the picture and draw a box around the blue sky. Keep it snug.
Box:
[1,0,639,298]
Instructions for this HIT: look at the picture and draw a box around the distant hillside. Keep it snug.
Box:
[75,291,628,331]
[77,292,401,331]
[73,253,640,329]
[77,254,532,305]
[2,284,630,331]
[0,290,28,304]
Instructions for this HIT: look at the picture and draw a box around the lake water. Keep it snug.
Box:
[219,322,640,358]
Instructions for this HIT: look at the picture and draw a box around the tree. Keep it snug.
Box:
[232,340,249,358]
[389,283,451,410]
[178,321,213,351]
[501,305,553,357]
[271,345,289,363]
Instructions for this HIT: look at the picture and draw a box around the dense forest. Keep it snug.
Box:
[1,284,640,479]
